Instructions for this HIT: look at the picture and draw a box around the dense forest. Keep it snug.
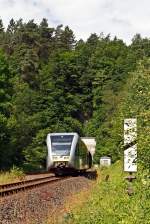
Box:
[0,18,150,171]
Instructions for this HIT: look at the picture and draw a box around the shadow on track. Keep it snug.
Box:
[79,170,98,180]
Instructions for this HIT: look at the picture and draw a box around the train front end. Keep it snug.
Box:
[46,133,78,175]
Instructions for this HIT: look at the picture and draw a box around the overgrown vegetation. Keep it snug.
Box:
[61,162,150,224]
[0,166,25,184]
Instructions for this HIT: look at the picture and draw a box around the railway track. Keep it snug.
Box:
[0,175,67,197]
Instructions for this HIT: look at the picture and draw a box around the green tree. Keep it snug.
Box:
[0,51,13,169]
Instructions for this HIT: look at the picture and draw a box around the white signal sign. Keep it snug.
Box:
[124,119,137,172]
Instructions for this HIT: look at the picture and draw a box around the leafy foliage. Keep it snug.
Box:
[120,59,150,170]
[0,18,149,171]
[66,162,150,224]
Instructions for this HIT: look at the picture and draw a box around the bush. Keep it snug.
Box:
[66,162,150,224]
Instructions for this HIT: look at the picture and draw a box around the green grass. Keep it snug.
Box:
[64,161,150,224]
[0,166,25,184]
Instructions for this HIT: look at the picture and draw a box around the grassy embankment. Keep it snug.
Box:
[0,166,25,184]
[59,161,150,224]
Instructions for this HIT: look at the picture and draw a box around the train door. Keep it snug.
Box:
[88,152,92,168]
[78,140,87,169]
[74,142,80,169]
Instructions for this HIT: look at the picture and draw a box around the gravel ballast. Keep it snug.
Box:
[0,176,91,224]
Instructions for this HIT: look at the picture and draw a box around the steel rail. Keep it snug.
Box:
[0,176,67,197]
[0,175,54,189]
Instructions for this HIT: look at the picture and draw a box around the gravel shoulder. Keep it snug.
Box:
[0,176,92,224]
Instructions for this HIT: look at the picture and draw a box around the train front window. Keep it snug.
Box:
[51,135,73,156]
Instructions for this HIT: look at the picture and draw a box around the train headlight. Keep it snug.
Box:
[52,156,69,161]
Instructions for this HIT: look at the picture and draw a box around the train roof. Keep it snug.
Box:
[47,132,79,136]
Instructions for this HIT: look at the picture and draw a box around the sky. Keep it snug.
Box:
[0,0,150,44]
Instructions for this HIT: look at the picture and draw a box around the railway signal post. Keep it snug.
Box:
[124,118,137,195]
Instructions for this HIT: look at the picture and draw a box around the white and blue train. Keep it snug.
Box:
[46,133,93,176]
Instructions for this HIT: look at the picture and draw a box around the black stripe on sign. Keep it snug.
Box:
[124,140,137,150]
